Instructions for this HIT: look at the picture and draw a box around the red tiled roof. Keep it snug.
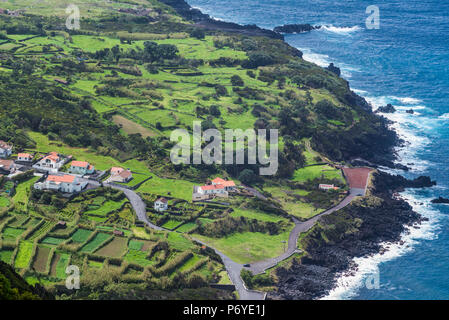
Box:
[201,184,225,191]
[18,153,32,158]
[0,140,12,149]
[212,177,235,187]
[71,161,89,168]
[0,160,14,170]
[212,177,226,184]
[47,174,76,184]
[119,170,132,178]
[111,167,124,174]
[156,197,168,203]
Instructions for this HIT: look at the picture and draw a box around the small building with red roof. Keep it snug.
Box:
[109,167,133,183]
[17,153,33,162]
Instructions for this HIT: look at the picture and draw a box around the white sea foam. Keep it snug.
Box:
[323,192,441,300]
[321,25,362,35]
[322,89,439,299]
[298,47,330,67]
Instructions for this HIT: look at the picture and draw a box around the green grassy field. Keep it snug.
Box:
[80,232,111,253]
[194,230,291,264]
[71,229,93,243]
[0,195,10,208]
[292,165,344,183]
[15,241,34,269]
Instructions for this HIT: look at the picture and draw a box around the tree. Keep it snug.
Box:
[190,28,206,40]
[209,105,221,117]
[238,169,258,185]
[231,75,244,87]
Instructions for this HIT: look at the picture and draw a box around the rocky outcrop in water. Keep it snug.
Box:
[375,104,396,113]
[431,197,449,204]
[273,24,321,33]
[158,0,284,39]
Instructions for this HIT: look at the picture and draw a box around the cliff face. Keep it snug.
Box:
[268,172,432,300]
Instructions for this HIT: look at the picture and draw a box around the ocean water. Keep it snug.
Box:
[186,0,449,299]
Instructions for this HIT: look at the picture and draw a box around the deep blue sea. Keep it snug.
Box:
[187,0,449,299]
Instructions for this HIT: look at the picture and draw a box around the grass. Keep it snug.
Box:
[123,249,154,267]
[0,250,13,264]
[230,208,287,223]
[71,229,92,243]
[85,199,126,217]
[15,241,34,269]
[94,237,128,258]
[2,227,25,240]
[12,177,40,212]
[137,176,195,201]
[264,185,325,219]
[292,165,344,183]
[0,196,10,208]
[161,220,183,230]
[55,253,70,279]
[194,230,291,264]
[128,240,144,251]
[175,222,197,233]
[178,254,202,273]
[167,232,195,251]
[41,237,66,245]
[80,232,111,253]
[112,115,156,138]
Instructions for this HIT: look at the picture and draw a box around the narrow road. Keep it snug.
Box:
[84,166,371,300]
[247,189,359,275]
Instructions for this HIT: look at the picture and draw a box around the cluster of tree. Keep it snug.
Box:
[197,216,282,238]
[0,74,165,162]
[0,262,53,300]
[93,42,179,64]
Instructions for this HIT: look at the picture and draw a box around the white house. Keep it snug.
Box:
[17,153,33,163]
[33,152,67,173]
[109,167,133,183]
[0,141,12,159]
[34,174,87,194]
[319,184,339,191]
[69,161,95,175]
[154,197,168,212]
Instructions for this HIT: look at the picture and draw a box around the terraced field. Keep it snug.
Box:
[80,233,112,253]
[94,236,128,258]
[15,241,34,269]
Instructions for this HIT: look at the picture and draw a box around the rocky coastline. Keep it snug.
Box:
[158,0,284,39]
[160,0,437,301]
[268,171,436,300]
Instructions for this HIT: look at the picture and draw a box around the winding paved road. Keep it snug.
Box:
[84,166,371,300]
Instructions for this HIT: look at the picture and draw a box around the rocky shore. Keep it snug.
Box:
[273,23,321,33]
[268,171,435,300]
[158,0,284,39]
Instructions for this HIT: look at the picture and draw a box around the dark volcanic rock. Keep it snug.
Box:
[406,109,415,114]
[267,171,432,300]
[273,24,320,34]
[375,103,396,113]
[159,0,284,39]
[431,197,449,204]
